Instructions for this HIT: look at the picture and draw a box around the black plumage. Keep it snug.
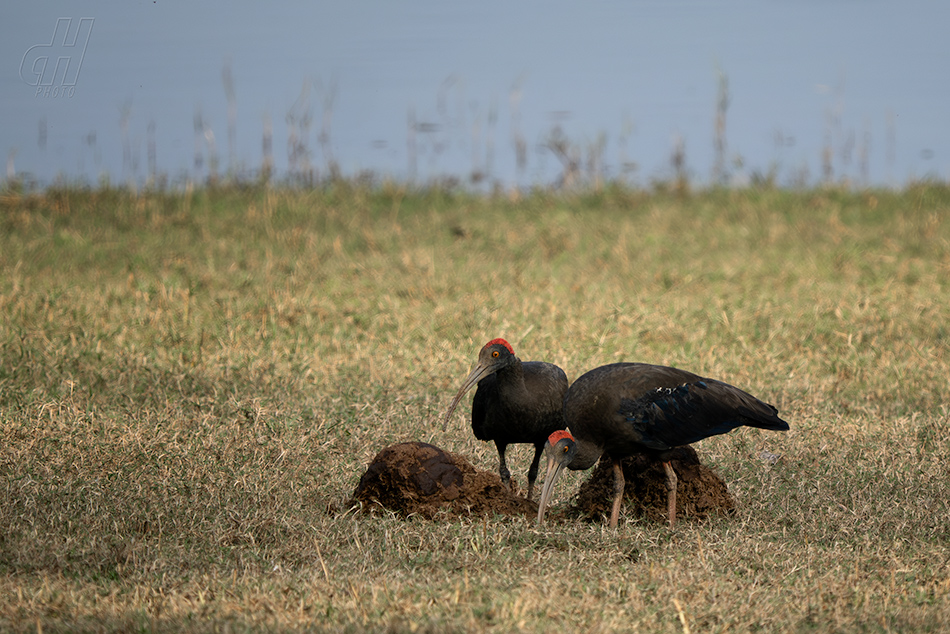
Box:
[443,339,568,500]
[537,362,789,528]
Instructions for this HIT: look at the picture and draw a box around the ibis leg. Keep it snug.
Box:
[525,443,544,501]
[496,442,512,490]
[609,459,626,529]
[663,460,678,528]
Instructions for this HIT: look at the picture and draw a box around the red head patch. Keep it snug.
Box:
[548,429,574,444]
[484,338,514,355]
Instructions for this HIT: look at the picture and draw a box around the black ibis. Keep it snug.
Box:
[537,362,789,528]
[442,338,568,500]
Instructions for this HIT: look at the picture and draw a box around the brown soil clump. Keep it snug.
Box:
[350,441,537,519]
[573,446,736,524]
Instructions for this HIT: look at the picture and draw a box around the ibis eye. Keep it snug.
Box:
[563,445,569,453]
[492,350,499,358]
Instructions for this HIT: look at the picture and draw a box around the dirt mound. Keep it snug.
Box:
[573,446,735,524]
[350,442,537,519]
[350,442,734,525]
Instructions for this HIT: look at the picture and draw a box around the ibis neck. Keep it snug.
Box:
[569,437,603,471]
[495,358,526,392]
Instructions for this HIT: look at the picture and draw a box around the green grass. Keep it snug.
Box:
[1,182,950,632]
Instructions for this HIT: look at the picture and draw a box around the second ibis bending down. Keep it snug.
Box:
[537,362,789,528]
[443,338,568,500]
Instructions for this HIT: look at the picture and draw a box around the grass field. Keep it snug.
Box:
[1,182,949,632]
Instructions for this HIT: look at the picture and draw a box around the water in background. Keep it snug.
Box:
[2,0,948,189]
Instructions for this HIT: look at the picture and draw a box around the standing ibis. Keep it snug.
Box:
[443,338,568,500]
[537,362,789,528]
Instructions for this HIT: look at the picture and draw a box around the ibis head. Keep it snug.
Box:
[537,429,577,524]
[442,338,517,431]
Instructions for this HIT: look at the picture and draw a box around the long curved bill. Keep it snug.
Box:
[536,450,565,524]
[441,361,496,431]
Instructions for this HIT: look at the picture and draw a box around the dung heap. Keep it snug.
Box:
[573,446,736,524]
[351,441,536,519]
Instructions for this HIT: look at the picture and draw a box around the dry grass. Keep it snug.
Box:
[1,182,949,632]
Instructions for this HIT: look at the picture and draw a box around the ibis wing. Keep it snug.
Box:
[619,378,788,450]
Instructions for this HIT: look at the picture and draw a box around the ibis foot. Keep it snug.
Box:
[663,460,678,528]
[609,459,626,529]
